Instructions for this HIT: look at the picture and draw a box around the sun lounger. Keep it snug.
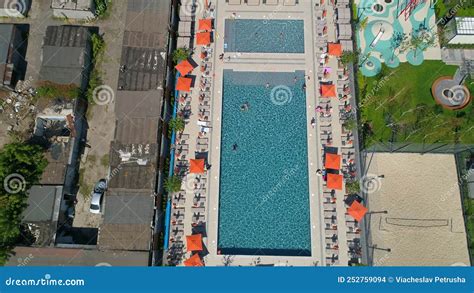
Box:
[324,210,337,218]
[247,0,260,5]
[323,202,336,211]
[197,137,209,144]
[228,0,241,5]
[283,0,296,5]
[199,105,211,111]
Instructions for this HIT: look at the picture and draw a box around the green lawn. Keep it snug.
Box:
[436,0,474,18]
[358,61,474,146]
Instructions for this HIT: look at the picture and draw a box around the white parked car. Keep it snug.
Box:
[89,179,107,214]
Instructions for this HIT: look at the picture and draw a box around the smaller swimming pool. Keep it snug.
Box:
[224,19,305,53]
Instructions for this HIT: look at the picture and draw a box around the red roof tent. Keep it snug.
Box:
[348,201,368,222]
[190,159,205,174]
[175,59,195,76]
[186,234,203,252]
[328,43,342,57]
[327,173,343,190]
[176,77,193,92]
[196,32,211,46]
[184,254,204,267]
[325,153,341,170]
[321,84,337,98]
[199,19,213,31]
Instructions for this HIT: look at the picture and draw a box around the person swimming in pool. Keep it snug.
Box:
[232,143,238,151]
[240,101,250,111]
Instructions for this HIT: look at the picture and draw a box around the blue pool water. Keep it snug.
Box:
[218,70,311,256]
[224,19,305,53]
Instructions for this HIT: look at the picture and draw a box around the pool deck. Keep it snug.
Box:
[167,0,361,267]
[205,1,325,266]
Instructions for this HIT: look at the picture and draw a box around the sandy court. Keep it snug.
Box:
[365,152,470,266]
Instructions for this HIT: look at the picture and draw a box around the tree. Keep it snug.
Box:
[345,180,360,195]
[94,0,111,19]
[172,48,190,64]
[358,17,369,31]
[169,117,185,133]
[343,118,357,131]
[164,176,182,193]
[0,143,48,265]
[389,31,407,63]
[340,50,360,66]
[0,143,48,186]
[400,28,436,60]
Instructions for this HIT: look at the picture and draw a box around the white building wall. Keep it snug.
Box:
[448,35,474,44]
[0,8,25,18]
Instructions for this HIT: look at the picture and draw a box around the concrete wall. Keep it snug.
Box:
[448,35,474,45]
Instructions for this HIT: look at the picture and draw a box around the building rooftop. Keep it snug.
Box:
[40,140,71,185]
[51,0,93,11]
[365,152,470,266]
[39,26,95,87]
[109,90,162,191]
[103,190,155,225]
[455,17,474,35]
[0,24,13,63]
[24,185,62,223]
[6,246,149,266]
[108,141,158,191]
[98,191,154,251]
[118,0,169,91]
[22,185,63,246]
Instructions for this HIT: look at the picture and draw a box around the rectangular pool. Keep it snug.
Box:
[224,19,305,53]
[217,70,311,256]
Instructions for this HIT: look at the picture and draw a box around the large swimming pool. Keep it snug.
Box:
[217,70,311,256]
[224,19,305,53]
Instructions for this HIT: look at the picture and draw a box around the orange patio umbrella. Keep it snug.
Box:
[199,19,213,31]
[327,173,343,190]
[325,153,341,170]
[186,234,203,252]
[348,201,368,222]
[175,59,195,76]
[190,159,205,174]
[328,43,342,57]
[196,32,211,46]
[176,77,192,92]
[321,84,336,98]
[184,254,204,267]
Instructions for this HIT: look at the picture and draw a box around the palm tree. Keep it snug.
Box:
[343,118,357,131]
[164,176,182,193]
[169,117,185,133]
[358,17,369,31]
[172,48,190,64]
[340,50,360,66]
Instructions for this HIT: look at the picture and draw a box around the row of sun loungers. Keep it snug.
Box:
[314,0,363,266]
